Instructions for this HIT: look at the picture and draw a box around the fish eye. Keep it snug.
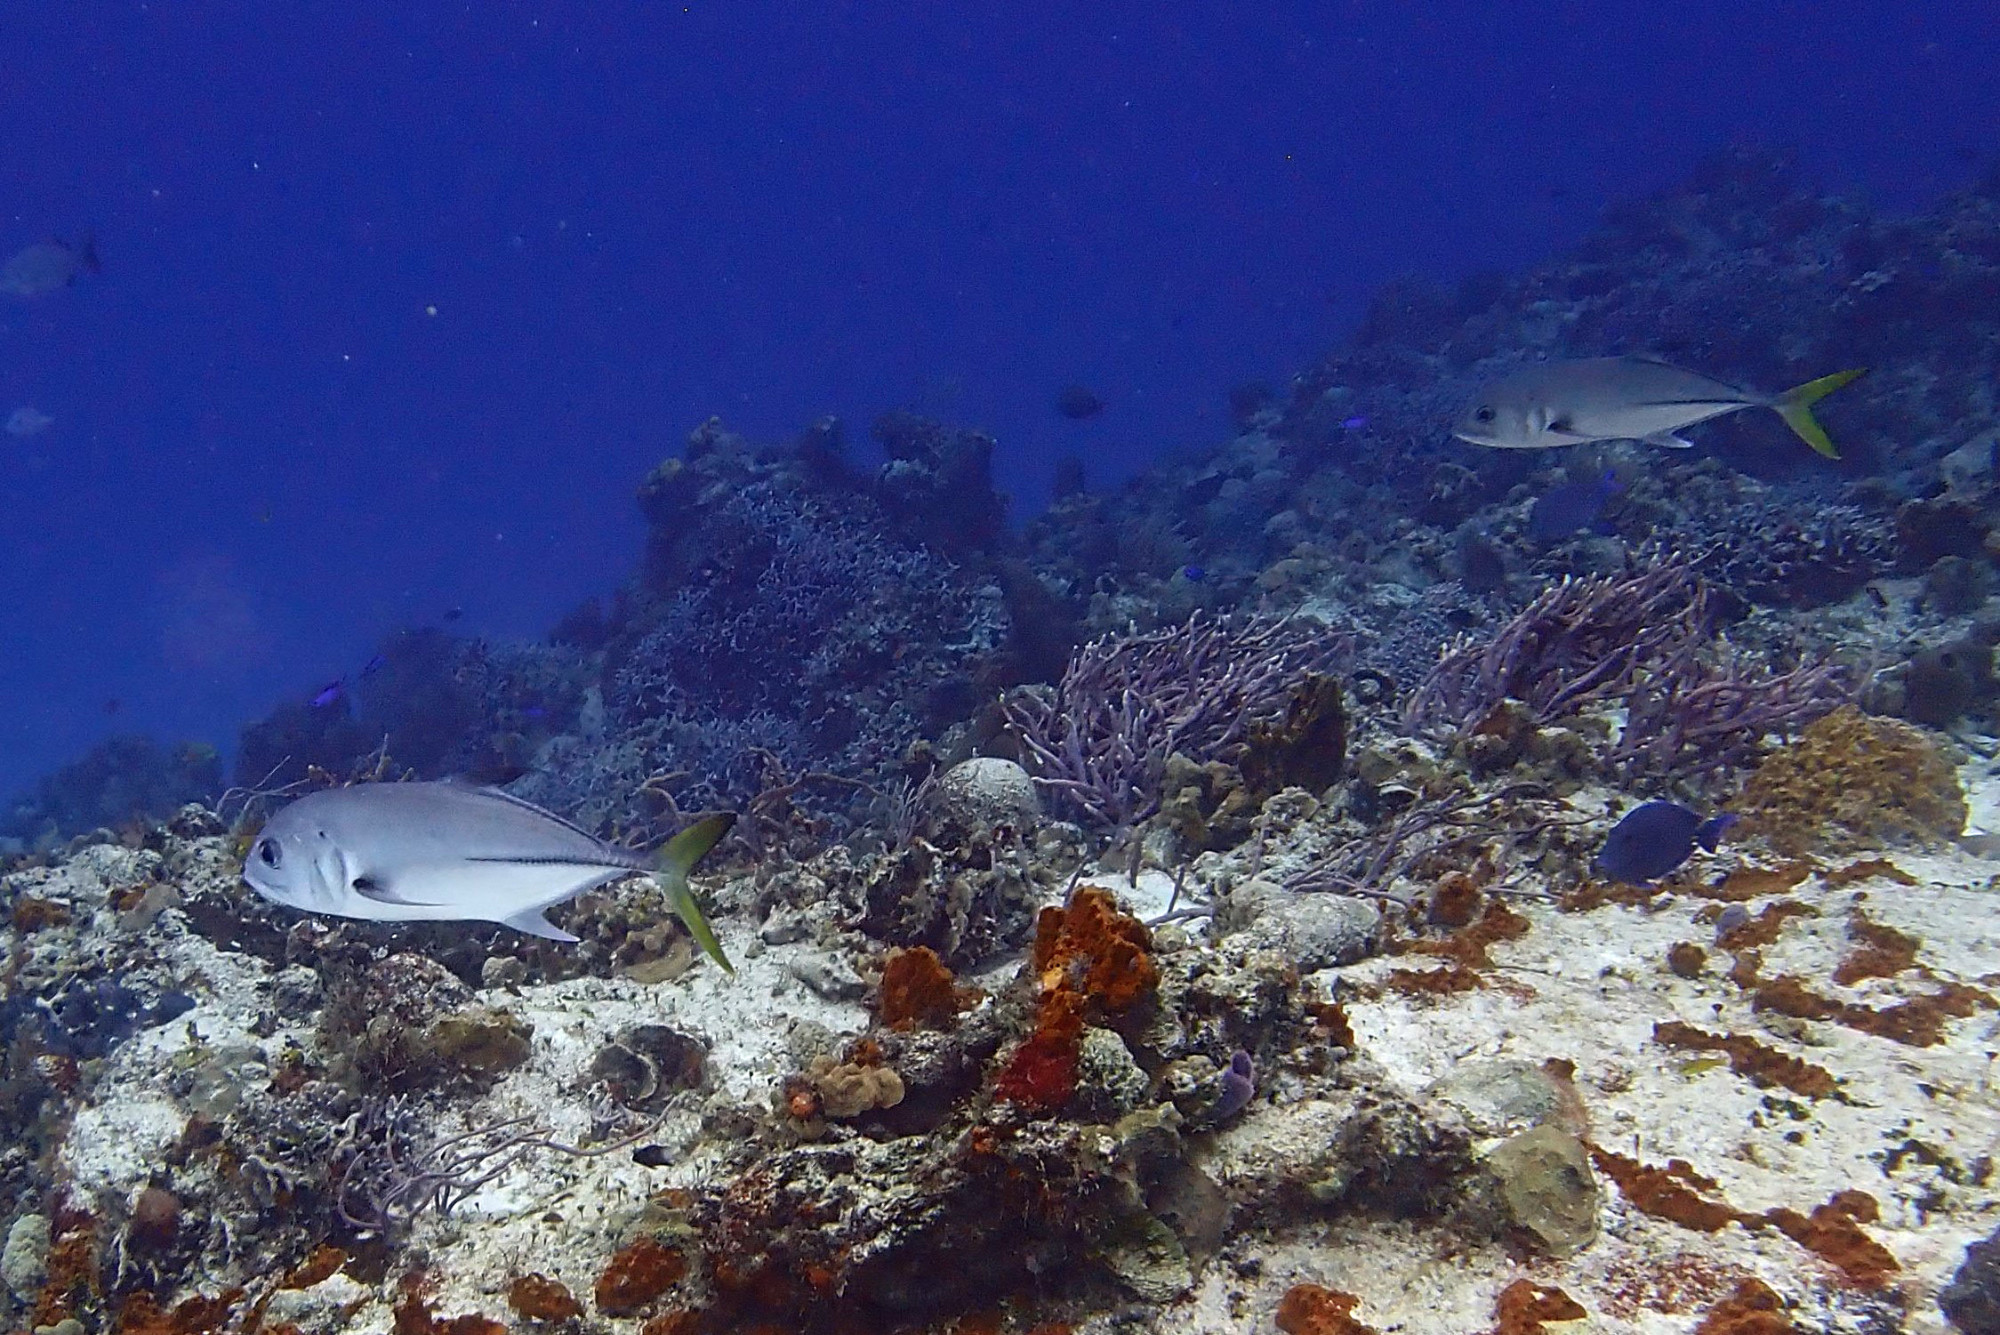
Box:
[1473,406,1496,423]
[256,839,281,868]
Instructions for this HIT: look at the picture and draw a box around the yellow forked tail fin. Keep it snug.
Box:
[657,813,737,974]
[1775,367,1867,459]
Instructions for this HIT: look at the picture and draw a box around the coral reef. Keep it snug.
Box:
[4,736,221,846]
[13,148,2000,1335]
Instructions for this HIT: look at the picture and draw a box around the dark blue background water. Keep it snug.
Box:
[1,2,1993,796]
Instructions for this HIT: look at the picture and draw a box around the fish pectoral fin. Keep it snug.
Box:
[502,907,580,942]
[351,874,447,906]
[1642,432,1696,449]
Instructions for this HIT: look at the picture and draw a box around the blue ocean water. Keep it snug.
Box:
[0,1,1993,803]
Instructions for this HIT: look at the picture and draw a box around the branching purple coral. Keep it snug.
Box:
[1406,559,1852,787]
[1608,642,1853,784]
[1003,612,1349,829]
[333,1097,541,1234]
[332,1096,657,1237]
[1405,565,1704,733]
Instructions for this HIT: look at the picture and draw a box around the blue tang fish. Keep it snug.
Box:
[1528,469,1622,540]
[1595,801,1738,884]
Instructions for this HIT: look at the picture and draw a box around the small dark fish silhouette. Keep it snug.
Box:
[1214,1050,1256,1119]
[359,654,388,678]
[1528,469,1623,540]
[309,680,345,709]
[1182,471,1227,505]
[1056,384,1105,420]
[1,235,99,297]
[442,606,465,623]
[1595,801,1737,884]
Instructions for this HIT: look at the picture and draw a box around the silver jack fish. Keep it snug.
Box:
[242,782,737,971]
[1454,356,1865,458]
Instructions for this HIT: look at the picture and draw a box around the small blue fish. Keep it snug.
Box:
[1341,415,1369,431]
[359,654,388,678]
[1214,1049,1256,1119]
[1528,469,1622,540]
[1181,564,1206,582]
[309,680,345,709]
[1595,801,1738,884]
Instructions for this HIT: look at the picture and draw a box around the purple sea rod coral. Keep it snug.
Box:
[1408,560,1851,786]
[1003,612,1348,828]
[1405,565,1702,732]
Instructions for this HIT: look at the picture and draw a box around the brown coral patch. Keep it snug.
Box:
[114,1291,244,1335]
[1382,963,1486,996]
[11,895,72,930]
[1822,858,1916,888]
[1666,941,1707,978]
[1590,1147,1899,1290]
[281,1243,347,1289]
[1712,863,1815,901]
[1830,909,1920,985]
[878,946,975,1029]
[1275,1284,1379,1335]
[1588,1146,1739,1232]
[1411,899,1531,969]
[1652,1021,1839,1098]
[1308,1000,1356,1048]
[638,1315,701,1335]
[1762,1190,1899,1289]
[1033,887,1157,1011]
[1374,899,1534,999]
[1491,1280,1586,1335]
[594,1236,688,1316]
[1715,901,1815,950]
[1748,973,1992,1047]
[33,1219,99,1328]
[390,1283,506,1335]
[1427,871,1483,928]
[508,1274,585,1323]
[1693,1279,1799,1335]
